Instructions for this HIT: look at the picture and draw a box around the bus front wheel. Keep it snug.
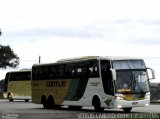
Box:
[25,99,29,102]
[122,107,132,113]
[92,96,104,112]
[9,97,13,102]
[8,93,13,102]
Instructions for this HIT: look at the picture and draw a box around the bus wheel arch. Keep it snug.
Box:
[41,95,48,109]
[92,95,104,112]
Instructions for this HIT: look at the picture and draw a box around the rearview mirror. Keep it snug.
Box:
[110,69,116,80]
[147,67,155,80]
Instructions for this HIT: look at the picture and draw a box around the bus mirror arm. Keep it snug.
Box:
[110,69,116,81]
[147,67,155,80]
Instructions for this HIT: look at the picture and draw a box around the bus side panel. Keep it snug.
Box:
[62,77,103,106]
[8,81,31,99]
[64,77,89,101]
[62,77,114,108]
[32,79,72,104]
[32,77,90,105]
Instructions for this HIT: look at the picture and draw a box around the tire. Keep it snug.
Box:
[48,96,54,109]
[41,96,48,109]
[123,107,132,113]
[8,93,13,102]
[9,97,13,102]
[25,99,29,102]
[92,96,104,112]
[48,96,61,109]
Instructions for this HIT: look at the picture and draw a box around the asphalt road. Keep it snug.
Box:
[0,99,160,119]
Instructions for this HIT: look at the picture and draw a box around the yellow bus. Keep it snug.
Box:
[31,56,155,112]
[3,69,31,102]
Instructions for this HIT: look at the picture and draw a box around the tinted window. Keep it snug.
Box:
[32,60,100,80]
[88,60,99,78]
[113,60,146,69]
[9,72,31,81]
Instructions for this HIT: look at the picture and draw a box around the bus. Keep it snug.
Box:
[3,69,31,102]
[31,56,155,112]
[0,79,4,99]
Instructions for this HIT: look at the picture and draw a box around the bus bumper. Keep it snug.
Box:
[113,99,150,109]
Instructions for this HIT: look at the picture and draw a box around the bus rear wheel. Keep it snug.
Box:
[41,96,48,109]
[48,96,54,109]
[122,107,132,113]
[48,96,61,109]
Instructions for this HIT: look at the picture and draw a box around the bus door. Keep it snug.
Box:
[100,60,114,107]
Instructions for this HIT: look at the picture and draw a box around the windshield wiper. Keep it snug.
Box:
[132,73,146,93]
[129,71,136,92]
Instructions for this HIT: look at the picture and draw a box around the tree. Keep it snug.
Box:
[0,29,19,69]
[0,45,19,69]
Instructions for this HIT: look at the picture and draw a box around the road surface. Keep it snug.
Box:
[0,99,160,119]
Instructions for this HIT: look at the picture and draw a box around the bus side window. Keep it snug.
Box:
[64,63,76,79]
[64,64,71,78]
[49,66,56,79]
[76,62,84,78]
[32,67,39,80]
[89,60,99,78]
[43,67,49,79]
[72,69,76,78]
[71,62,88,79]
[56,64,65,79]
[27,73,31,80]
[9,73,16,81]
[55,65,59,79]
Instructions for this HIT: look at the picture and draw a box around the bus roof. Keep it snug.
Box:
[98,56,143,61]
[32,56,143,67]
[57,56,99,62]
[7,69,31,74]
[58,56,143,62]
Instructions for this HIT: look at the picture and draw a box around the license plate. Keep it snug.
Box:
[132,102,138,105]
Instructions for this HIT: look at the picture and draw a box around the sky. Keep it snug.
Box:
[0,0,160,82]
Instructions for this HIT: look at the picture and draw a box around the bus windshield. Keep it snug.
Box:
[115,70,150,94]
[113,60,150,94]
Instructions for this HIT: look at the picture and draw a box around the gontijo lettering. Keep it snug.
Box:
[46,81,66,87]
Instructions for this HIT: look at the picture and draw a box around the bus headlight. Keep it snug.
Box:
[145,93,150,99]
[117,105,122,108]
[115,96,124,100]
[145,103,149,106]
